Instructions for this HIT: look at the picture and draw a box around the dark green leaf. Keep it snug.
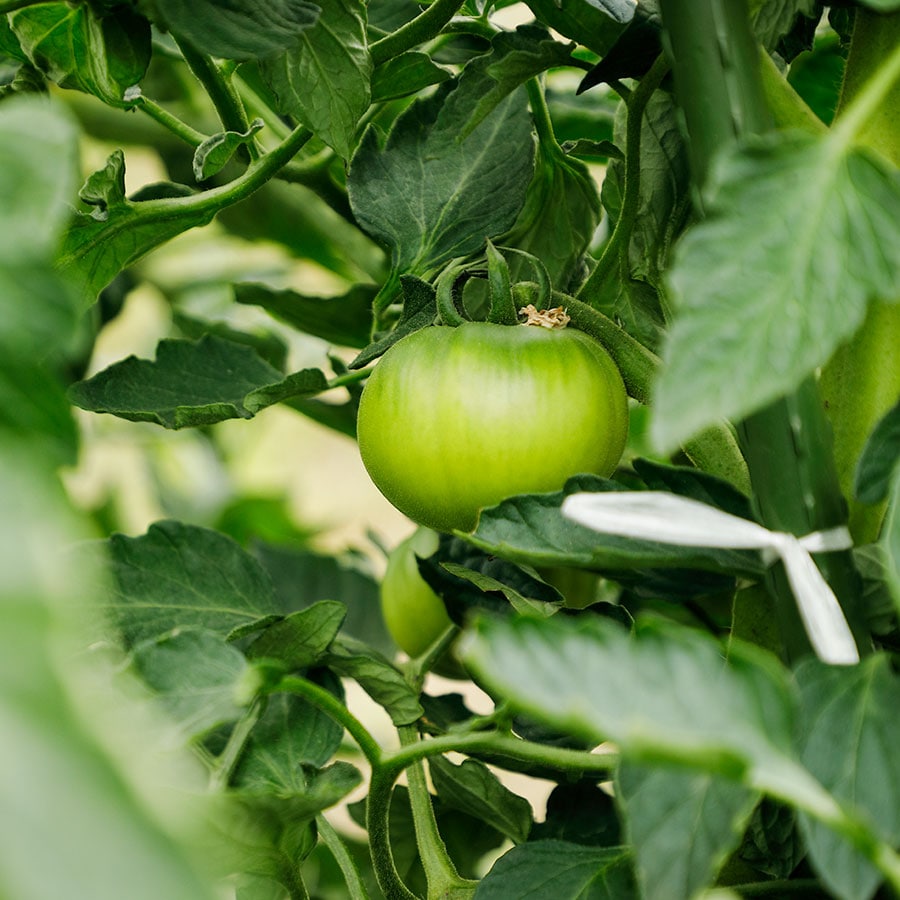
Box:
[740,799,805,879]
[69,335,329,428]
[795,655,900,900]
[130,629,250,740]
[372,51,452,102]
[577,7,662,89]
[105,520,280,647]
[325,636,423,725]
[884,476,900,609]
[150,0,320,60]
[787,31,845,125]
[347,78,534,279]
[232,691,345,785]
[252,542,394,657]
[10,3,150,106]
[523,0,628,56]
[172,312,289,372]
[193,118,265,181]
[617,763,758,900]
[462,615,800,788]
[79,149,126,217]
[247,601,346,670]
[855,401,900,505]
[751,0,817,50]
[349,275,436,368]
[234,281,375,349]
[429,755,533,844]
[474,840,637,899]
[531,783,622,847]
[463,477,764,579]
[259,0,370,158]
[654,133,900,451]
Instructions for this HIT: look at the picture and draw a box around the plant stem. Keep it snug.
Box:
[174,36,260,160]
[366,767,420,900]
[736,879,840,896]
[370,0,467,66]
[658,0,870,662]
[576,54,669,309]
[820,11,900,544]
[209,697,265,790]
[398,725,476,899]
[275,675,383,767]
[316,814,371,900]
[134,96,208,148]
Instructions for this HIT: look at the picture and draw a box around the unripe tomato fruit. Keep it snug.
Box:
[357,322,629,532]
[380,527,451,658]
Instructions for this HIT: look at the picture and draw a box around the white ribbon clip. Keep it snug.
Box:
[561,492,859,666]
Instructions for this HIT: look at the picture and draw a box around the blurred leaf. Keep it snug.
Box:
[150,0,320,60]
[325,636,423,725]
[855,401,900,505]
[884,476,900,610]
[105,520,280,647]
[9,2,150,106]
[653,133,900,451]
[372,51,452,101]
[617,763,757,900]
[740,799,805,879]
[474,841,637,899]
[234,281,375,349]
[463,476,764,579]
[787,31,845,125]
[347,77,534,280]
[752,0,817,50]
[247,601,346,671]
[794,655,900,900]
[260,0,370,158]
[215,496,315,547]
[130,628,250,740]
[232,690,345,784]
[193,118,265,181]
[531,782,622,847]
[429,756,533,844]
[69,335,329,428]
[253,542,394,656]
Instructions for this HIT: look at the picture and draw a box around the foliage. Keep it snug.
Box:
[3,0,900,898]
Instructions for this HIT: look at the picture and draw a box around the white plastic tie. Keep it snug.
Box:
[561,492,859,666]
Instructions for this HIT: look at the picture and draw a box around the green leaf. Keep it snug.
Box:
[740,799,805,878]
[884,475,900,609]
[173,312,289,372]
[461,614,802,789]
[855,401,900,505]
[474,840,637,899]
[463,477,764,579]
[455,25,576,139]
[193,119,265,181]
[69,335,329,429]
[150,0,320,60]
[259,0,370,158]
[349,275,436,368]
[130,629,250,741]
[234,281,375,349]
[9,3,150,106]
[78,149,126,217]
[232,690,345,784]
[653,133,900,451]
[531,783,622,847]
[247,600,346,670]
[429,755,533,844]
[105,520,281,647]
[617,763,758,900]
[325,636,423,726]
[253,543,394,657]
[752,0,817,50]
[347,78,534,280]
[522,0,628,56]
[372,51,452,102]
[794,655,900,900]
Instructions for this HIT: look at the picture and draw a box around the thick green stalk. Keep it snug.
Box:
[316,815,371,900]
[370,0,466,66]
[820,11,900,544]
[658,0,870,660]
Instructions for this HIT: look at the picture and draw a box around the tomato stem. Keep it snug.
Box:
[315,815,371,900]
[370,0,467,67]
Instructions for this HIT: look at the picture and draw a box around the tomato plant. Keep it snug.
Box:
[357,321,629,532]
[4,1,900,899]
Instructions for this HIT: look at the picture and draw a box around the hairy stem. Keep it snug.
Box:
[209,697,265,790]
[134,96,208,148]
[366,767,420,900]
[316,815,371,900]
[370,0,467,67]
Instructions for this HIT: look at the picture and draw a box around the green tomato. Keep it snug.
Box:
[380,527,452,659]
[357,321,629,532]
